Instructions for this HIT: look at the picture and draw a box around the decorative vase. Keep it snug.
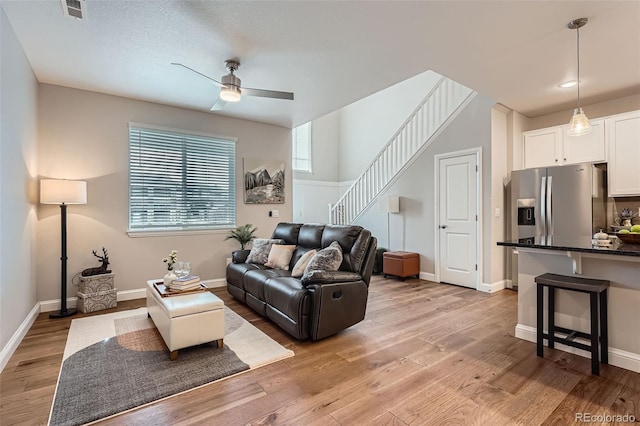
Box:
[163,271,177,288]
[623,219,632,227]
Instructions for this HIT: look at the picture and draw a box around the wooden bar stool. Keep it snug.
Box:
[535,273,609,375]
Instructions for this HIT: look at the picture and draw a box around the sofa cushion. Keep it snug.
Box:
[302,241,343,281]
[246,238,285,265]
[297,224,325,248]
[226,262,266,290]
[244,269,291,300]
[264,244,296,270]
[271,223,302,245]
[291,249,316,278]
[322,225,365,272]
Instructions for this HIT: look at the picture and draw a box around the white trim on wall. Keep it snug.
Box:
[477,280,507,294]
[0,303,40,373]
[515,324,640,374]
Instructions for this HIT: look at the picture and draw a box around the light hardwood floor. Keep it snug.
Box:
[1,276,639,425]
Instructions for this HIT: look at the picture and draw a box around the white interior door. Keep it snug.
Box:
[438,153,478,288]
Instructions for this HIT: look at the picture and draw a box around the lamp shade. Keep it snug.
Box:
[381,195,400,214]
[40,179,87,204]
[567,107,592,136]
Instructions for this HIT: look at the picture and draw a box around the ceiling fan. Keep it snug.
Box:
[171,59,294,111]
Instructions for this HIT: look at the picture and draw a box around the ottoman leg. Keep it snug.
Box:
[170,350,178,361]
[217,338,224,348]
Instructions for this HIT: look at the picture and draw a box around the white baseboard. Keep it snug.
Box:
[515,323,640,374]
[505,279,514,289]
[40,279,229,313]
[420,272,437,282]
[478,279,507,294]
[202,278,227,288]
[40,297,78,312]
[0,303,40,373]
[4,279,230,373]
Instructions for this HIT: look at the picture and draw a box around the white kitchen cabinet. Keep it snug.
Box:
[607,111,640,196]
[523,127,561,168]
[563,119,605,164]
[523,120,605,169]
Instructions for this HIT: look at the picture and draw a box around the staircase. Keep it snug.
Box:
[329,77,476,225]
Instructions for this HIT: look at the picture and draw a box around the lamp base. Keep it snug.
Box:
[49,308,77,319]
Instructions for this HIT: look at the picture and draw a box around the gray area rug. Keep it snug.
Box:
[49,307,293,426]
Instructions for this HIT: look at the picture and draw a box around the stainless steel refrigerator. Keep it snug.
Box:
[510,163,608,286]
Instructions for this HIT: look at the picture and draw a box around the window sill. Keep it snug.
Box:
[127,227,232,238]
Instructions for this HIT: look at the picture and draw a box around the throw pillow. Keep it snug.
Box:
[264,244,296,270]
[246,238,285,265]
[302,241,343,280]
[291,249,317,278]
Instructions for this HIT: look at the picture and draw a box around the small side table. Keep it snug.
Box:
[383,251,420,281]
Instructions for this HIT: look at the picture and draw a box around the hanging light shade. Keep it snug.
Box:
[566,18,591,136]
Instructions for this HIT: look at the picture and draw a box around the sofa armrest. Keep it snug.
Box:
[301,270,362,285]
[232,249,250,264]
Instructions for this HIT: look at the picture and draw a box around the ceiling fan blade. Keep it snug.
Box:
[171,62,225,88]
[241,87,294,100]
[210,97,227,111]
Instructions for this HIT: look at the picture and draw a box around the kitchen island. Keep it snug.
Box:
[498,238,640,373]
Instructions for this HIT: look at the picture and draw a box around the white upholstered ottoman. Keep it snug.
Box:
[146,280,225,360]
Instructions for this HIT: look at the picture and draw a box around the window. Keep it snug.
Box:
[128,124,236,232]
[292,122,312,172]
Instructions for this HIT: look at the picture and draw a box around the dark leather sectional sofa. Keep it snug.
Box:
[226,223,377,341]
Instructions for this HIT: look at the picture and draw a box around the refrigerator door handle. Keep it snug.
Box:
[541,176,547,243]
[547,175,553,240]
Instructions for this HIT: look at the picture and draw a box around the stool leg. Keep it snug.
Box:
[170,350,178,361]
[548,287,555,349]
[537,284,544,357]
[590,293,600,375]
[600,290,608,365]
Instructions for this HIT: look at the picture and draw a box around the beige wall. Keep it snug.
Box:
[490,107,508,285]
[524,93,640,131]
[37,84,292,302]
[356,94,496,285]
[0,9,39,356]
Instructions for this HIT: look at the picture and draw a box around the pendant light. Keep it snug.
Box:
[566,17,591,136]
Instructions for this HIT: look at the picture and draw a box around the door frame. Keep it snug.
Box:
[433,147,482,289]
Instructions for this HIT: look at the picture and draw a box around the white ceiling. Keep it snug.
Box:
[2,1,639,128]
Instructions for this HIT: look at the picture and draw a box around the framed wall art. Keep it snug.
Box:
[243,158,285,204]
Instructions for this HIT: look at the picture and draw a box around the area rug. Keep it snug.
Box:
[48,307,293,426]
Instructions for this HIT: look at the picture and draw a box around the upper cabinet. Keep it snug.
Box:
[607,111,640,197]
[522,119,605,169]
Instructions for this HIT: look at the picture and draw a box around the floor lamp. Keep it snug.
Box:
[40,179,87,318]
[383,196,400,250]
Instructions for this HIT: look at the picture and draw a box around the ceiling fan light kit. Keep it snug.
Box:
[566,17,592,137]
[172,59,294,110]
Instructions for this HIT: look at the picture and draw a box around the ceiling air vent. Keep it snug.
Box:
[61,0,85,19]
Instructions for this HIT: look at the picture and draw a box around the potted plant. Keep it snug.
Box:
[225,224,257,250]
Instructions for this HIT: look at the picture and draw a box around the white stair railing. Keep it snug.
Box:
[329,77,476,225]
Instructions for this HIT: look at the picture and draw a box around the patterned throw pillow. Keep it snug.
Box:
[302,241,343,280]
[291,249,317,278]
[264,245,296,270]
[246,239,285,265]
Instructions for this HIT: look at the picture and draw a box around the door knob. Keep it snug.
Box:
[439,225,447,229]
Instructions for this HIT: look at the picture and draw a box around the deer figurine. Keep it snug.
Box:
[81,247,112,277]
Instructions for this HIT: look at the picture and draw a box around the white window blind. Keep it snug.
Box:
[292,122,312,172]
[129,125,236,231]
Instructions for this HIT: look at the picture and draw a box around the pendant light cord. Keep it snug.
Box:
[576,25,581,109]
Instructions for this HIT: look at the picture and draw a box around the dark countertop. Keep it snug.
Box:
[497,236,640,257]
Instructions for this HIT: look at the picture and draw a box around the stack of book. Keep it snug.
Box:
[170,275,202,291]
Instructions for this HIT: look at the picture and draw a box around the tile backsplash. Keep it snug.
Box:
[608,197,640,229]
